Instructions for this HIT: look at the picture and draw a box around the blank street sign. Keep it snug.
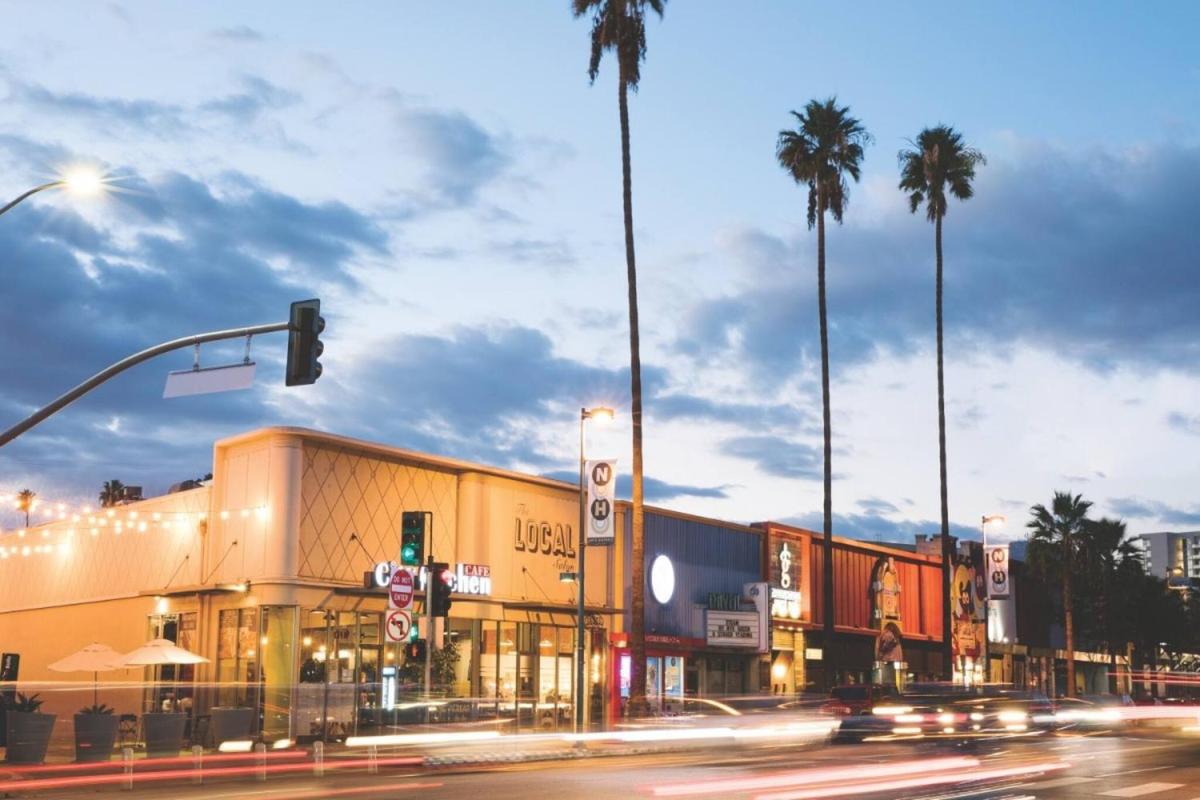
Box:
[163,363,257,399]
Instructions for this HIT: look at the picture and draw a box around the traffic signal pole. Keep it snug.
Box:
[0,320,290,449]
[423,512,434,698]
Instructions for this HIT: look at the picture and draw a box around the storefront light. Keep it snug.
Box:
[650,554,675,604]
[302,636,313,647]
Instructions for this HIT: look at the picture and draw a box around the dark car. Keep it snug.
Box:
[822,684,902,742]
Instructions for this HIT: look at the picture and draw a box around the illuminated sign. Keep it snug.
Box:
[368,562,492,596]
[650,555,675,604]
[770,539,803,619]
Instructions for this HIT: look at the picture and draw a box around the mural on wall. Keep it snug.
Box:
[871,556,904,663]
[950,543,987,659]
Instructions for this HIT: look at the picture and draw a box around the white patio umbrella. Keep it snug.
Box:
[48,642,125,706]
[121,639,209,714]
[120,639,209,666]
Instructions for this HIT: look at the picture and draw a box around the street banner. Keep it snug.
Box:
[986,544,1011,599]
[585,458,617,545]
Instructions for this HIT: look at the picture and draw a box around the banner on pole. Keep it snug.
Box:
[585,458,617,545]
[985,544,1010,599]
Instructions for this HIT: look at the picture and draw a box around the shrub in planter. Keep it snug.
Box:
[210,706,255,746]
[74,704,118,763]
[142,711,186,758]
[4,693,57,765]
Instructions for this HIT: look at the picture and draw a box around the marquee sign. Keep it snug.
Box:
[705,610,762,649]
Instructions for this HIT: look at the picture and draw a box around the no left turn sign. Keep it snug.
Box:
[385,609,412,643]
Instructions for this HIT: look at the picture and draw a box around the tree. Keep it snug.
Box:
[573,0,664,715]
[1027,492,1092,697]
[898,126,985,678]
[16,488,35,528]
[99,480,125,508]
[776,98,871,679]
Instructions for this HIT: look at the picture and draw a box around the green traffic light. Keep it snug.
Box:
[408,623,419,643]
[401,543,417,565]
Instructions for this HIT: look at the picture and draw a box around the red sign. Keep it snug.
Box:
[389,569,414,610]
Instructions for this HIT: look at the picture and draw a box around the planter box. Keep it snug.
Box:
[142,712,186,758]
[210,707,254,745]
[4,711,57,764]
[73,713,119,763]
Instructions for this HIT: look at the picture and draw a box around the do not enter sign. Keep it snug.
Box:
[385,609,412,643]
[389,569,414,610]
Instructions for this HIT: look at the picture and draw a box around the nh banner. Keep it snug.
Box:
[585,459,617,545]
[985,544,1011,599]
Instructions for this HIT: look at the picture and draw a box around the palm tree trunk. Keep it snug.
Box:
[619,77,648,712]
[935,215,953,681]
[817,197,835,683]
[1063,530,1076,697]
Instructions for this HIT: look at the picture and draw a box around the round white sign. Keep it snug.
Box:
[650,554,675,604]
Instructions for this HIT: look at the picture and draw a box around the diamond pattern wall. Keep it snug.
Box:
[298,443,457,582]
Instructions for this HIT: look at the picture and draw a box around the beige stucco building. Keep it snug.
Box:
[0,427,623,740]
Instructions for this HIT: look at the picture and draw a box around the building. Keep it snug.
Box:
[0,427,623,739]
[758,523,946,693]
[1133,531,1200,586]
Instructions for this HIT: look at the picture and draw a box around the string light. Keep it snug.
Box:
[0,501,269,558]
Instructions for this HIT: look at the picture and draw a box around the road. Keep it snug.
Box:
[7,730,1200,799]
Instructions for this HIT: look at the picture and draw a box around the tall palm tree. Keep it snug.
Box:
[16,488,35,528]
[1027,491,1092,697]
[776,98,871,681]
[573,0,664,713]
[99,479,125,508]
[898,126,985,679]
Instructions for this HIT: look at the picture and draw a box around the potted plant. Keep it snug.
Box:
[209,705,254,746]
[142,705,186,758]
[4,693,57,764]
[73,703,118,763]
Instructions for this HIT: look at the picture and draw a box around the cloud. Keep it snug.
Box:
[540,470,730,502]
[857,497,901,515]
[679,143,1200,380]
[651,393,812,431]
[1109,497,1200,526]
[780,510,978,544]
[720,435,823,480]
[487,237,577,269]
[1167,411,1200,436]
[0,152,389,501]
[397,106,512,207]
[210,26,265,43]
[199,76,300,123]
[10,79,190,137]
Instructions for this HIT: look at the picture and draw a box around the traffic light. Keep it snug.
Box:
[429,562,454,617]
[285,298,325,386]
[404,639,426,662]
[400,511,425,567]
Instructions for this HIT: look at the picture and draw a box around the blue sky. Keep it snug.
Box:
[1,2,1199,544]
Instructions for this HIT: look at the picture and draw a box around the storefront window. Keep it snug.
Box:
[261,607,296,739]
[215,608,259,711]
[145,612,197,715]
[446,619,476,697]
[297,610,333,740]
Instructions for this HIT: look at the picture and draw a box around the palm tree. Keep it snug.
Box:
[16,488,35,528]
[99,479,125,508]
[573,0,664,713]
[776,98,871,679]
[1027,491,1092,697]
[898,126,985,678]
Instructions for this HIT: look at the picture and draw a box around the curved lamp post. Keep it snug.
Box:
[0,168,106,218]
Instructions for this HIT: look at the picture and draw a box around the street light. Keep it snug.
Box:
[576,405,614,734]
[0,166,108,218]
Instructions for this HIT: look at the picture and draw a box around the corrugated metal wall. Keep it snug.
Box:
[787,527,943,642]
[623,509,763,640]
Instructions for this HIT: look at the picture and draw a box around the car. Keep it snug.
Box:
[821,684,901,742]
[1052,694,1131,733]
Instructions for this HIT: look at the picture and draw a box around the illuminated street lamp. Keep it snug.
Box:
[576,405,614,733]
[0,166,108,218]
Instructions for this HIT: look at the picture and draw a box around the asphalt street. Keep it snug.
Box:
[7,731,1200,800]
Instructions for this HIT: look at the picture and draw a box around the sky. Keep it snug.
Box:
[1,1,1198,544]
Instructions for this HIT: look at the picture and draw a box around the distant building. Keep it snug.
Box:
[1133,530,1200,583]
